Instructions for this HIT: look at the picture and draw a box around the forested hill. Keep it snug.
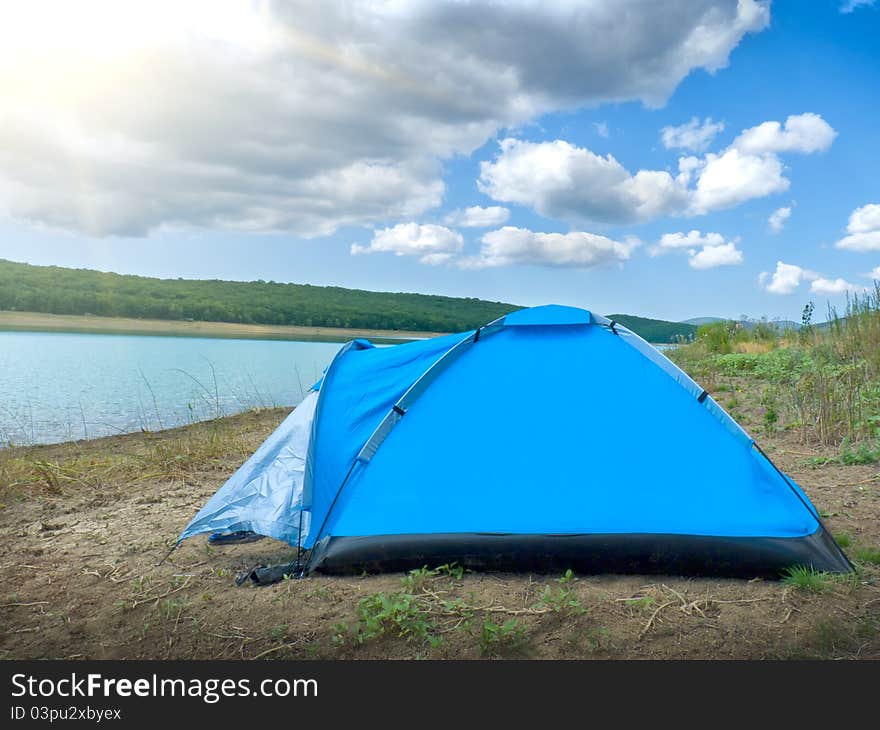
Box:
[0,259,519,332]
[606,314,697,343]
[0,259,694,341]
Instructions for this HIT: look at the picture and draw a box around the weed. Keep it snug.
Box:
[808,441,880,466]
[557,568,576,584]
[476,618,526,656]
[308,584,332,601]
[267,625,287,641]
[536,584,586,615]
[353,591,441,648]
[781,565,833,593]
[854,546,880,566]
[584,626,611,652]
[158,598,186,620]
[400,566,437,593]
[435,562,465,580]
[625,596,655,611]
[331,622,349,648]
[834,532,852,549]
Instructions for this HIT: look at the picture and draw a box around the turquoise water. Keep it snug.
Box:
[0,331,343,446]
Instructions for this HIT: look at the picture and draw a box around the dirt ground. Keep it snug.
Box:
[1,386,879,660]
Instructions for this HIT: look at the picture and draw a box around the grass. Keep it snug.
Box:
[670,285,880,447]
[854,546,880,566]
[331,568,584,655]
[0,416,262,501]
[782,565,834,593]
[808,441,880,467]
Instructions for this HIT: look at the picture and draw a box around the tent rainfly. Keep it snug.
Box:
[177,304,851,578]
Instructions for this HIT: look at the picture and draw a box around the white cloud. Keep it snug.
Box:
[594,122,610,139]
[810,277,864,295]
[834,203,880,251]
[461,226,636,269]
[0,0,771,237]
[661,117,724,152]
[352,223,463,265]
[768,206,792,232]
[480,111,833,225]
[840,0,875,13]
[866,266,880,280]
[652,229,726,253]
[444,206,510,228]
[731,113,837,155]
[478,138,688,224]
[759,261,817,295]
[760,261,865,297]
[835,232,880,252]
[652,230,742,269]
[688,242,743,269]
[847,203,880,233]
[687,148,788,213]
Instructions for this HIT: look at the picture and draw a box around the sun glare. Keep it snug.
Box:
[0,1,275,61]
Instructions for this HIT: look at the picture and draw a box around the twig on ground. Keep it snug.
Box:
[130,576,191,608]
[638,600,675,639]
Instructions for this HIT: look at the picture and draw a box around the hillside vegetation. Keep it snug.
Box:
[0,259,695,341]
[670,291,880,447]
[606,313,696,343]
[0,259,518,333]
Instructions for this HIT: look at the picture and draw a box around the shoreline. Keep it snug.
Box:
[0,310,445,343]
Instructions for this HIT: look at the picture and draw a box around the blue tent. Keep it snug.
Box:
[178,305,850,577]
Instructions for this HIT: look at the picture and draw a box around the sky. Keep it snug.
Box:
[0,0,878,322]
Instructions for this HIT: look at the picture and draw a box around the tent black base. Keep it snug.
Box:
[308,529,852,578]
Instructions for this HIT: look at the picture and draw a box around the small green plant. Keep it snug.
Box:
[308,584,332,601]
[400,566,438,593]
[436,562,465,580]
[584,626,611,652]
[834,532,852,549]
[353,591,441,648]
[535,573,586,615]
[331,622,349,648]
[537,585,585,614]
[624,596,655,611]
[158,598,186,620]
[808,440,880,466]
[557,568,576,584]
[782,565,832,592]
[854,546,880,566]
[131,576,151,594]
[761,389,779,434]
[477,617,526,656]
[267,625,287,641]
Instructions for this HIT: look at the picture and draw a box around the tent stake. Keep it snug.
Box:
[156,542,179,567]
[295,508,305,575]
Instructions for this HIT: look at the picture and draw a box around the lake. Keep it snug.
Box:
[0,331,342,447]
[0,330,679,447]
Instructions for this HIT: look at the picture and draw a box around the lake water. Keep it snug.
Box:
[0,331,343,447]
[0,330,679,447]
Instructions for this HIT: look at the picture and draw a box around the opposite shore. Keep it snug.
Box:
[0,310,445,343]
